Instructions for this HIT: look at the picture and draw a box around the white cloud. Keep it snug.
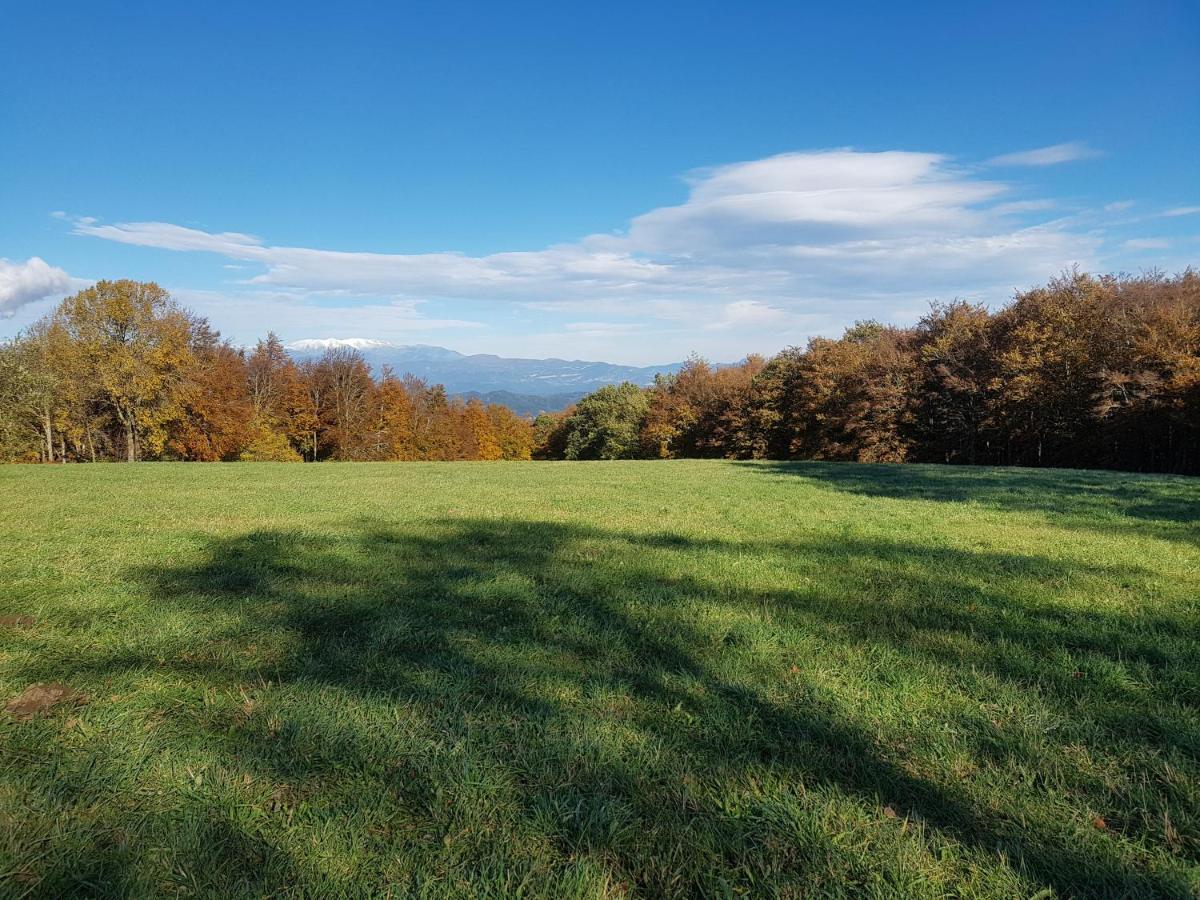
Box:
[985,142,1102,167]
[703,300,792,331]
[624,151,1015,259]
[64,148,1164,360]
[992,199,1057,215]
[558,321,646,340]
[78,222,264,255]
[167,288,484,345]
[1104,200,1135,212]
[1162,206,1200,218]
[0,257,73,318]
[1122,238,1171,250]
[70,150,1099,306]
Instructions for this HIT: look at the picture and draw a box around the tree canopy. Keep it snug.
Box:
[535,270,1200,475]
[4,270,1197,473]
[0,281,532,463]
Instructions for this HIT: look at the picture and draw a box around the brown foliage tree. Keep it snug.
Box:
[5,270,1195,472]
[168,341,254,461]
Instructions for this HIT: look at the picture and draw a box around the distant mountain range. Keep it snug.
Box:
[450,390,590,417]
[285,339,686,414]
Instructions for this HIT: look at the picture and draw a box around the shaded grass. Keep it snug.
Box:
[0,460,1198,897]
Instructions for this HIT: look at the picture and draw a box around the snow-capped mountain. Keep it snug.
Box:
[285,339,685,409]
[284,338,399,352]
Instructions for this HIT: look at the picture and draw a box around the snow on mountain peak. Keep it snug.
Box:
[285,338,396,351]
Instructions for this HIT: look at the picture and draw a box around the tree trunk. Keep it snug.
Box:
[42,406,54,463]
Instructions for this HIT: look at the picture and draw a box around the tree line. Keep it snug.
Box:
[3,271,1197,472]
[0,280,532,463]
[534,270,1200,474]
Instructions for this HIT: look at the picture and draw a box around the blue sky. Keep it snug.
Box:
[1,1,1197,364]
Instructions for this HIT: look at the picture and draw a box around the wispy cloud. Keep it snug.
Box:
[561,321,646,340]
[69,149,1100,308]
[167,289,484,343]
[985,141,1102,167]
[62,148,1168,359]
[1122,238,1170,251]
[0,257,73,318]
[1162,205,1200,218]
[703,300,794,331]
[992,199,1058,215]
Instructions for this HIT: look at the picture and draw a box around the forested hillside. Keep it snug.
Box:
[537,271,1200,474]
[2,270,1197,472]
[0,281,532,463]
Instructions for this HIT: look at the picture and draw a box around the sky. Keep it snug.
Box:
[1,1,1198,365]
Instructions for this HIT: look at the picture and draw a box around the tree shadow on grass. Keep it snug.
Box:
[738,461,1200,544]
[4,519,1198,896]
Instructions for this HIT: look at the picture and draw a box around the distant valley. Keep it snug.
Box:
[286,339,686,414]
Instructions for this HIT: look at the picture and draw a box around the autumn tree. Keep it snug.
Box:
[0,340,47,461]
[910,301,997,464]
[990,272,1114,467]
[459,399,503,460]
[758,323,918,463]
[641,355,765,459]
[746,347,808,459]
[168,339,254,461]
[0,327,64,461]
[3,268,1194,472]
[375,369,417,460]
[1092,271,1200,471]
[410,382,462,460]
[314,348,378,460]
[296,358,330,461]
[487,403,534,460]
[50,280,196,461]
[247,333,300,426]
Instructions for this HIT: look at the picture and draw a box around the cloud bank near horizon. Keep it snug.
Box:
[0,257,72,318]
[71,149,1101,305]
[12,146,1194,362]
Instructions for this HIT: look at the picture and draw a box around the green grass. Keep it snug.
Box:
[0,461,1198,898]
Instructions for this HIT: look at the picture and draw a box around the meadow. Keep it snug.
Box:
[0,460,1197,898]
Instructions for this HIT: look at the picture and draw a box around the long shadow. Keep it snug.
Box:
[738,461,1200,545]
[5,519,1198,896]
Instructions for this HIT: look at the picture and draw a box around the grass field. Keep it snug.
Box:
[1,461,1198,898]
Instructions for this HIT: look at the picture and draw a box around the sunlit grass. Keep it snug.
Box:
[1,460,1197,897]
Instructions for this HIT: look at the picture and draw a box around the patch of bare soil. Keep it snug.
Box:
[0,615,35,628]
[5,683,85,721]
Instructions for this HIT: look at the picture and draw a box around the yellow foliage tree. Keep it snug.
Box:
[51,281,195,461]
